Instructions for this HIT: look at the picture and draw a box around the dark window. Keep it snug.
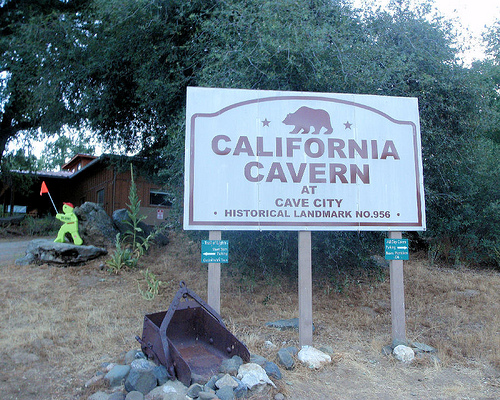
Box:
[150,190,173,207]
[97,189,104,205]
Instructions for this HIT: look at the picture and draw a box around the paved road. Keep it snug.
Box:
[0,238,35,266]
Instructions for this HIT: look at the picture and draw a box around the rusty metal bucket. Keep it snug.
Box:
[136,281,250,386]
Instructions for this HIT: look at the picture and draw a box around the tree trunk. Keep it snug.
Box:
[0,108,34,166]
[0,130,9,167]
[9,185,14,216]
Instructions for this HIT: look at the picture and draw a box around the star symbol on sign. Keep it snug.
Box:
[344,121,353,129]
[262,118,271,127]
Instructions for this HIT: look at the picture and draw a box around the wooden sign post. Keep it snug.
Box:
[207,230,222,314]
[388,231,406,346]
[298,231,313,347]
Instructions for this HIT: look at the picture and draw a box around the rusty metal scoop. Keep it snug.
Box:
[136,281,250,386]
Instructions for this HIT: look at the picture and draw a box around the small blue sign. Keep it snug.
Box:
[385,238,409,260]
[201,240,229,263]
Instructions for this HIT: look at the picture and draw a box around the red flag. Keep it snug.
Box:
[40,181,49,196]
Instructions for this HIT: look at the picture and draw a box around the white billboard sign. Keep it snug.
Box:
[184,87,425,231]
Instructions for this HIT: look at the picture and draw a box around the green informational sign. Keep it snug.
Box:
[385,238,409,260]
[201,240,229,263]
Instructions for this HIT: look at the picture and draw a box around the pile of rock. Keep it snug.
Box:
[274,345,333,370]
[382,341,439,364]
[85,340,336,400]
[86,349,286,400]
[83,315,337,399]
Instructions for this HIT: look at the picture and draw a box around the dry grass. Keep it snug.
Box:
[1,231,499,399]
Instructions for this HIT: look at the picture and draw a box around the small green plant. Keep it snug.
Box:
[107,164,159,272]
[428,242,443,267]
[123,164,158,257]
[106,233,138,273]
[334,275,351,295]
[124,165,146,252]
[262,294,271,305]
[23,216,37,235]
[138,268,165,300]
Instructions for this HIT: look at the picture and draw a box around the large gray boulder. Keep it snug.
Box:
[74,202,119,248]
[15,239,107,266]
[112,209,169,246]
[124,359,157,394]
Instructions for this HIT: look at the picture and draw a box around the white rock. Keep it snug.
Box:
[264,340,277,349]
[215,374,238,389]
[162,385,177,393]
[130,358,155,370]
[104,363,116,372]
[145,379,189,400]
[237,363,276,389]
[297,346,332,369]
[84,374,104,388]
[393,345,415,363]
[144,386,165,400]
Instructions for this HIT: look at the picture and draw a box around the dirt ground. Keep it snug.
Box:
[0,236,33,265]
[0,232,499,400]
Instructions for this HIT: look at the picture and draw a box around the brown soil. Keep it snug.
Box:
[0,231,499,399]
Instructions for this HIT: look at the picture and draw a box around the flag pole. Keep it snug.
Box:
[40,181,59,214]
[47,192,58,214]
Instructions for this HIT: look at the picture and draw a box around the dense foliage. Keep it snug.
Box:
[0,0,90,164]
[1,0,499,273]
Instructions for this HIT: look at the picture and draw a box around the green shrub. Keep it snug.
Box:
[188,230,386,289]
[423,138,500,268]
[20,215,59,236]
[106,233,137,273]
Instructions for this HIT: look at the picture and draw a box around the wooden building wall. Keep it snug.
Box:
[67,162,168,225]
[2,157,171,226]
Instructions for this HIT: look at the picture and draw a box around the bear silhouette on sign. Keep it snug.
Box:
[282,106,333,134]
